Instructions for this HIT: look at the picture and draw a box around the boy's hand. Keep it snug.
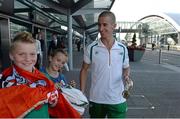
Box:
[47,90,58,107]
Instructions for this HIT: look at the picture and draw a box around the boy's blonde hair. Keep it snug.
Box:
[10,31,35,53]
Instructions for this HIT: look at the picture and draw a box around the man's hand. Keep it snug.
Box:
[124,75,130,81]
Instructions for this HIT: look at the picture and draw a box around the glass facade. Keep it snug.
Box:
[140,15,178,35]
[13,0,114,40]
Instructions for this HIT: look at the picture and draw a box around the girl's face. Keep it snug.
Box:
[49,52,67,72]
[9,42,37,72]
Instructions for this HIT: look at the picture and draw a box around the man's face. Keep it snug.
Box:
[9,42,37,72]
[98,16,116,39]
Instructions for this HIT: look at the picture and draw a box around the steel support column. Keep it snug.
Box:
[67,9,73,70]
[83,31,86,53]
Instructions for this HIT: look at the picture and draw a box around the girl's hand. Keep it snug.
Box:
[55,83,61,89]
[70,80,76,88]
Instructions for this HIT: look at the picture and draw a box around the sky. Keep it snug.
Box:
[111,0,180,22]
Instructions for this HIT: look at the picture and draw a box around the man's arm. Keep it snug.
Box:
[123,66,130,80]
[80,61,90,93]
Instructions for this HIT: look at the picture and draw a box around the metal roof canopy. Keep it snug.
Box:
[138,14,180,35]
[14,0,115,40]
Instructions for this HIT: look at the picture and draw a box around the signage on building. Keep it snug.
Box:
[0,0,14,15]
[33,11,48,26]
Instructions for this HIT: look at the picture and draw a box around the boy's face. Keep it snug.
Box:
[49,52,67,72]
[9,42,37,72]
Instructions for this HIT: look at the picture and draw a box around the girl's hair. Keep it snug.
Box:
[10,31,35,53]
[49,48,68,58]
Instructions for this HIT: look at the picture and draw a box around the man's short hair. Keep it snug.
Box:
[98,11,116,23]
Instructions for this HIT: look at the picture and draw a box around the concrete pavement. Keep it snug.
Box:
[64,49,180,118]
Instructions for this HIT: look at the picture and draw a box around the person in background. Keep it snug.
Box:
[38,32,45,65]
[34,34,42,69]
[38,32,45,52]
[60,37,66,49]
[152,42,156,50]
[76,38,81,52]
[167,43,170,51]
[40,48,76,89]
[0,31,58,118]
[80,11,130,118]
[48,34,59,55]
